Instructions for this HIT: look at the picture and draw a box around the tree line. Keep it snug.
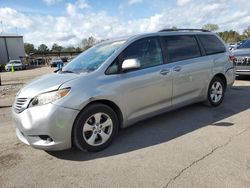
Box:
[24,36,97,54]
[25,25,250,54]
[203,24,250,43]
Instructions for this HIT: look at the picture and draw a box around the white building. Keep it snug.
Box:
[0,34,25,65]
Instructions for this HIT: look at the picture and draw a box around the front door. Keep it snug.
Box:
[119,37,173,121]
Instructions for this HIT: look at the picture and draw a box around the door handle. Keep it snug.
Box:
[159,69,170,75]
[173,66,182,72]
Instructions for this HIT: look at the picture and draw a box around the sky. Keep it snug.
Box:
[0,0,249,47]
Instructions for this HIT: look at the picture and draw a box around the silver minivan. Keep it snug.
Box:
[12,29,235,152]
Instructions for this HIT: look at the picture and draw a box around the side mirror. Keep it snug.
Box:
[121,58,140,71]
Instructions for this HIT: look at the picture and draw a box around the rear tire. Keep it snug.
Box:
[73,103,119,152]
[205,76,225,107]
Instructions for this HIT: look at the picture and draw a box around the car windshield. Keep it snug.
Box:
[62,40,125,73]
[237,40,250,49]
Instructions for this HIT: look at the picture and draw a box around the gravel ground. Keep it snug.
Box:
[0,67,55,107]
[0,68,250,188]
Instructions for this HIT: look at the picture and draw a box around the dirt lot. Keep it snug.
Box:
[0,67,250,188]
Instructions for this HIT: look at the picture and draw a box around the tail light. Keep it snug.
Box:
[229,55,235,62]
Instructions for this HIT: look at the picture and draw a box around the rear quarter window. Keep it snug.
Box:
[198,35,226,55]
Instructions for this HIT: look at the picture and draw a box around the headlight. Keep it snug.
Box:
[29,88,70,107]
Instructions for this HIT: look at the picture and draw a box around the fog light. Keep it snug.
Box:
[39,135,53,143]
[46,137,53,143]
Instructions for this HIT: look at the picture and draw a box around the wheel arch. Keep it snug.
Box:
[86,99,124,126]
[213,73,227,90]
[72,99,124,136]
[204,73,227,107]
[71,99,122,151]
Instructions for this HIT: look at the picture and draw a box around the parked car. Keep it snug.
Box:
[232,38,250,76]
[5,60,26,71]
[227,43,237,51]
[64,56,75,66]
[12,29,235,152]
[32,58,45,65]
[61,57,68,63]
[50,57,63,68]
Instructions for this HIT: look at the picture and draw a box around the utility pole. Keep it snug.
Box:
[0,20,3,85]
[0,20,3,34]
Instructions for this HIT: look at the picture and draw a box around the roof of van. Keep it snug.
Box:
[158,28,210,32]
[99,29,216,45]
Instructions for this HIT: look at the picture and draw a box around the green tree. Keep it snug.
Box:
[171,26,178,30]
[218,30,241,43]
[75,47,82,52]
[63,46,76,52]
[24,43,36,54]
[202,23,219,31]
[37,44,49,52]
[242,26,250,39]
[51,43,63,52]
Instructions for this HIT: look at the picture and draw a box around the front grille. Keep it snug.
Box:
[234,56,250,66]
[14,98,29,113]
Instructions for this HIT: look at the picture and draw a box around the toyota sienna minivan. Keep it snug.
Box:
[12,29,235,152]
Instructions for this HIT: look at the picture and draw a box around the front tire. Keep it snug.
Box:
[205,77,225,107]
[73,103,119,152]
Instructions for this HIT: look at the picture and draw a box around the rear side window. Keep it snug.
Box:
[198,35,226,55]
[163,35,201,63]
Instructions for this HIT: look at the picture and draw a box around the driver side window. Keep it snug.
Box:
[106,37,163,74]
[122,37,163,69]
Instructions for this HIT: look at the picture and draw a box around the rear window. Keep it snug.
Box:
[163,35,201,63]
[198,35,226,55]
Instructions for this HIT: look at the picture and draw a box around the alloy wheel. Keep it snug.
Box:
[82,113,113,146]
[210,81,223,103]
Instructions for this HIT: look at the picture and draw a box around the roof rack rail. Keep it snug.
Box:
[158,28,210,32]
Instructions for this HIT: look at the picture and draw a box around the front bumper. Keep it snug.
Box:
[234,61,250,75]
[5,66,21,71]
[12,103,79,151]
[235,69,250,75]
[5,66,11,71]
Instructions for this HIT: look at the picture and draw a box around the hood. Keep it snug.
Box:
[232,48,250,56]
[17,72,80,98]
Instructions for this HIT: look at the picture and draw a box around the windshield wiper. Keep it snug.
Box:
[60,70,75,73]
